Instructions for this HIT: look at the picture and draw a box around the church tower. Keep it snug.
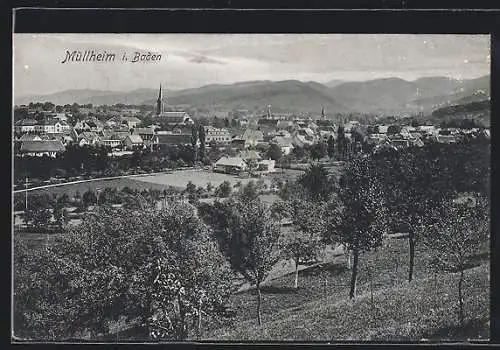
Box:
[156,84,164,116]
[321,106,326,120]
[267,104,272,119]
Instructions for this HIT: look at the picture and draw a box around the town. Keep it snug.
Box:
[13,84,490,190]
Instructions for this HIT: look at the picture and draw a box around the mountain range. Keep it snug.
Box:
[15,75,490,115]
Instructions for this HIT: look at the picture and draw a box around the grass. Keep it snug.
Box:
[200,236,490,342]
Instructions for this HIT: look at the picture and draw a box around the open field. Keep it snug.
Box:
[133,169,273,189]
[17,169,304,198]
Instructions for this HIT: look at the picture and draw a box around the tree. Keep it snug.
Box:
[23,194,55,231]
[266,144,282,161]
[310,142,326,161]
[238,180,259,202]
[191,125,198,163]
[297,163,334,202]
[336,126,348,160]
[215,181,232,198]
[82,190,97,208]
[14,202,235,341]
[327,135,335,158]
[333,156,388,299]
[422,197,489,327]
[53,201,69,230]
[206,182,214,193]
[198,125,206,162]
[277,198,326,289]
[203,198,281,326]
[374,147,454,282]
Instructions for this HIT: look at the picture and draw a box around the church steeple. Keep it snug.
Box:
[321,106,325,119]
[156,84,164,116]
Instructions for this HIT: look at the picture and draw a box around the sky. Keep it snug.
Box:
[13,34,490,97]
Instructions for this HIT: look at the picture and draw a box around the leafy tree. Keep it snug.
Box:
[238,181,259,202]
[14,202,234,341]
[327,135,335,158]
[191,125,198,162]
[206,182,214,193]
[332,156,388,299]
[310,142,326,161]
[336,126,349,160]
[422,196,489,327]
[203,198,281,326]
[82,190,97,208]
[53,201,69,230]
[298,163,334,202]
[277,198,326,288]
[374,147,455,282]
[198,125,206,162]
[215,181,232,198]
[266,144,282,161]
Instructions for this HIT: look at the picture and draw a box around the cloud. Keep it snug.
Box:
[189,55,225,65]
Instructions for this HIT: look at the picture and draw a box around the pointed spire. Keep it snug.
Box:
[156,83,164,116]
[321,106,325,119]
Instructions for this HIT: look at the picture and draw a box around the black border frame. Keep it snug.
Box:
[6,4,499,347]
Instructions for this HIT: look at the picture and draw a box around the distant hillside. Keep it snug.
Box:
[329,75,489,114]
[15,75,489,116]
[144,80,347,113]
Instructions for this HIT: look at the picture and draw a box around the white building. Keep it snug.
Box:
[204,126,232,144]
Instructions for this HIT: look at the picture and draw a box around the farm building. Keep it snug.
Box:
[214,156,248,174]
[19,140,66,157]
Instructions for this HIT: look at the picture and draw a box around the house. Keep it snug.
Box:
[214,156,247,174]
[34,118,70,134]
[106,116,142,129]
[378,125,389,134]
[133,127,156,142]
[153,132,194,149]
[74,120,92,132]
[78,131,100,147]
[435,135,457,144]
[121,116,142,129]
[270,136,295,155]
[257,159,276,173]
[238,129,264,147]
[14,119,38,133]
[98,131,125,149]
[86,119,105,133]
[204,126,232,144]
[19,140,66,157]
[124,134,144,150]
[391,139,410,149]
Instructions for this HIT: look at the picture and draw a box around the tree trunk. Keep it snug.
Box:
[256,282,262,326]
[408,232,415,282]
[197,300,202,340]
[294,258,299,289]
[349,249,359,299]
[458,268,465,327]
